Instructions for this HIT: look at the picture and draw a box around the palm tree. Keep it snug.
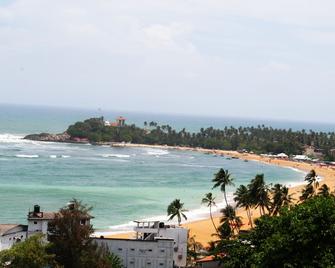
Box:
[234,185,253,227]
[212,169,234,207]
[318,184,330,197]
[187,234,204,266]
[270,184,294,216]
[167,199,188,226]
[220,205,242,236]
[201,193,219,233]
[300,184,314,202]
[305,169,319,190]
[248,174,270,216]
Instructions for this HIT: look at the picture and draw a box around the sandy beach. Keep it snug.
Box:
[105,144,335,246]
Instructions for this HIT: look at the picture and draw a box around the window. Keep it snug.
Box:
[159,263,164,266]
[34,221,37,224]
[148,249,152,252]
[160,249,165,253]
[118,248,122,251]
[130,248,135,251]
[80,220,86,225]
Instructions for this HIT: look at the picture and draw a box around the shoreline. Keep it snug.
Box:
[18,137,335,244]
[96,143,335,245]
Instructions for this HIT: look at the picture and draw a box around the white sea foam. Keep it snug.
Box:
[49,155,57,158]
[145,148,169,156]
[101,154,131,158]
[0,134,28,143]
[61,155,71,158]
[16,154,39,158]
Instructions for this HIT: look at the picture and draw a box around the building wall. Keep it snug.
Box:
[27,220,49,237]
[94,238,174,268]
[158,228,188,267]
[0,230,27,251]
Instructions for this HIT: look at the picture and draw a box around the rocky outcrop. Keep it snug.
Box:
[24,132,71,142]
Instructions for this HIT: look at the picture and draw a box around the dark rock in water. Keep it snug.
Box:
[24,132,71,142]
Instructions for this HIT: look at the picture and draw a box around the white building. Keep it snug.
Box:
[94,221,188,268]
[27,205,56,238]
[0,224,27,251]
[96,237,175,268]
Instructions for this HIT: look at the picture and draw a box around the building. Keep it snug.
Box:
[94,221,188,268]
[195,255,223,268]
[105,116,127,127]
[304,146,324,160]
[96,237,174,268]
[115,116,126,127]
[27,205,56,238]
[0,224,27,251]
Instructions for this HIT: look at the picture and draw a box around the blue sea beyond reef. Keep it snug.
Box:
[0,104,328,233]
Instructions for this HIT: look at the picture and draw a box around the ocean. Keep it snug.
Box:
[0,104,325,233]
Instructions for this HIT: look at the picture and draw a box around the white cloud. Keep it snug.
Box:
[0,0,335,122]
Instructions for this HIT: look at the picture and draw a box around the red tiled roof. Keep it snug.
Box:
[28,212,57,220]
[116,116,126,120]
[196,254,226,263]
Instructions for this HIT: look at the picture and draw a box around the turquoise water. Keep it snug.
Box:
[0,104,309,231]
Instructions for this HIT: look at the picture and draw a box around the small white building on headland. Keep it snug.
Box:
[94,220,188,268]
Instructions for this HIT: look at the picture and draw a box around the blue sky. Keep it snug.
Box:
[1,0,335,122]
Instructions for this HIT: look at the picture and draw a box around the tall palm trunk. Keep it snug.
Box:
[224,191,229,207]
[209,206,218,234]
[247,208,253,228]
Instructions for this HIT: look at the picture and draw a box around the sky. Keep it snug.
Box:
[1,0,335,122]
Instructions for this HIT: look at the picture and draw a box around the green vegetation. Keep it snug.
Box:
[48,199,121,268]
[212,169,234,207]
[198,168,335,268]
[66,117,335,159]
[0,234,56,268]
[219,195,335,267]
[167,199,188,226]
[202,193,218,233]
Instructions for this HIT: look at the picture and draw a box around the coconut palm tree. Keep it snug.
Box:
[248,174,270,216]
[300,184,314,202]
[167,199,188,226]
[201,193,218,233]
[318,184,330,197]
[305,169,319,190]
[187,234,204,266]
[212,169,234,207]
[220,205,242,236]
[270,184,294,216]
[234,185,253,227]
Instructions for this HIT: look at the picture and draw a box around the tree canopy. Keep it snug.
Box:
[65,117,335,160]
[219,195,335,268]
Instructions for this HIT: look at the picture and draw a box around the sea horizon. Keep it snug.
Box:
[1,103,335,135]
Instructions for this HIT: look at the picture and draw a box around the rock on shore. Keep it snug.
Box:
[24,132,71,142]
